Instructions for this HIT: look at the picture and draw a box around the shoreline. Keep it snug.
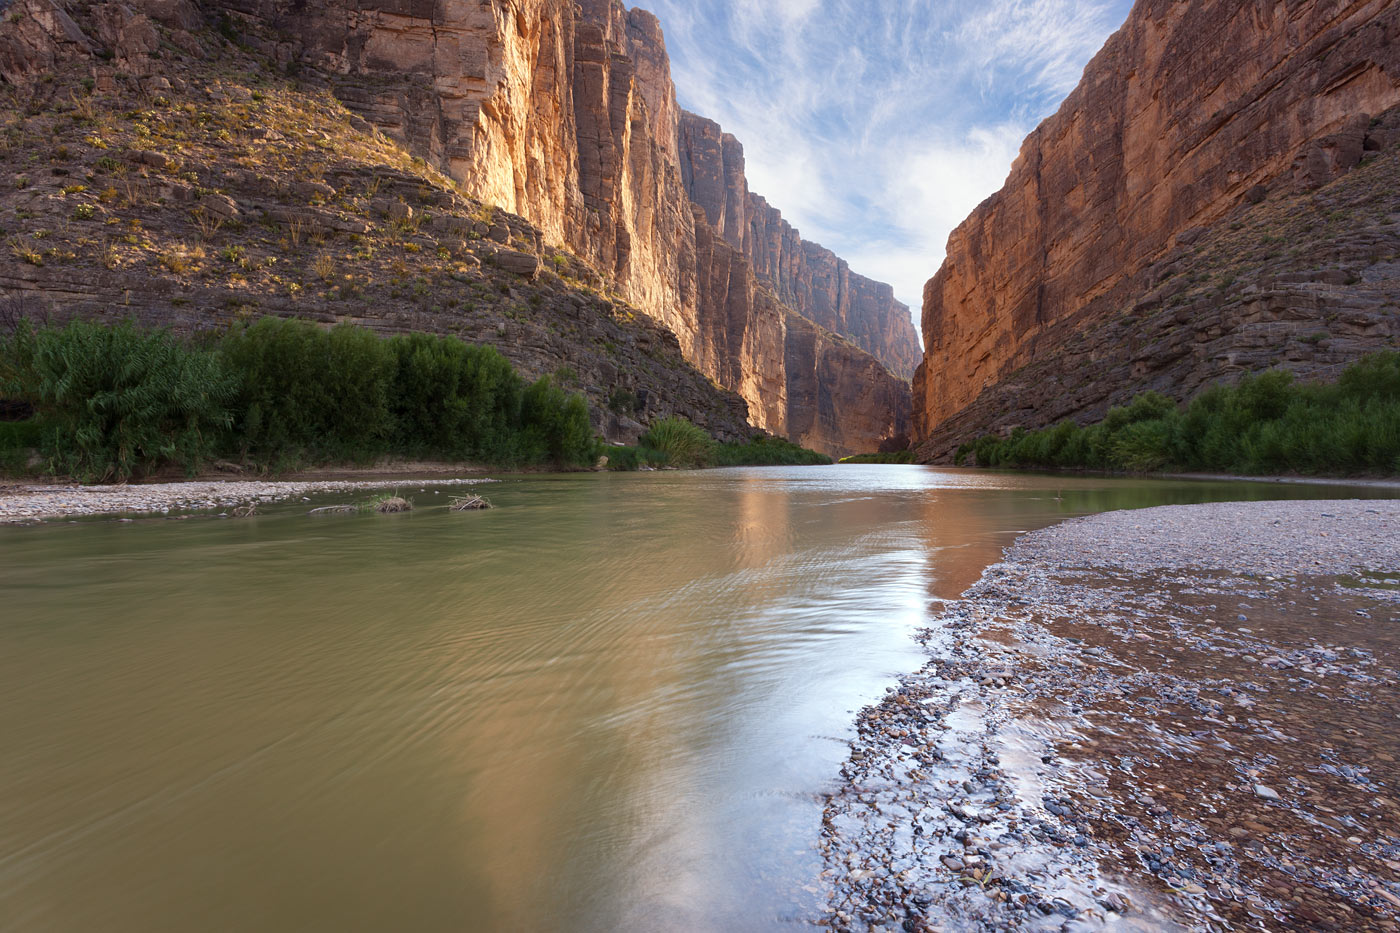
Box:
[938,464,1400,491]
[0,475,500,524]
[823,499,1400,931]
[0,458,846,524]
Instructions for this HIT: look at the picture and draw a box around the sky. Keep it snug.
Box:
[640,0,1137,330]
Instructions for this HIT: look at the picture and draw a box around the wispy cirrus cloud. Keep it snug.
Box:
[640,0,1134,332]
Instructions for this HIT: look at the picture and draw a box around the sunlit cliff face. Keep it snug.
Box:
[261,0,914,455]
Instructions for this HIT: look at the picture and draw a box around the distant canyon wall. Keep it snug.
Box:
[213,0,911,456]
[913,0,1400,457]
[678,111,922,379]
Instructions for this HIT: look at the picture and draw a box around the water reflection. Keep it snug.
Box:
[0,466,1392,932]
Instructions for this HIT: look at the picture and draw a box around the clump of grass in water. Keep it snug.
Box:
[363,491,412,513]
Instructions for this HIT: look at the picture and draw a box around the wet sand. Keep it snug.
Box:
[823,500,1400,932]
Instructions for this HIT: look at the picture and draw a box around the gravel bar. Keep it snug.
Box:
[823,499,1400,932]
[0,478,498,523]
[1013,499,1400,575]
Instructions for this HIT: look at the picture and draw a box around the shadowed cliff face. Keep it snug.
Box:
[192,0,911,457]
[913,0,1400,458]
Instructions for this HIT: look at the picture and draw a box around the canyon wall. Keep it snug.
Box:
[678,112,922,379]
[208,0,910,456]
[913,0,1400,458]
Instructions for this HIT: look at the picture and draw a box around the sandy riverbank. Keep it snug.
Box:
[0,476,499,523]
[824,500,1400,932]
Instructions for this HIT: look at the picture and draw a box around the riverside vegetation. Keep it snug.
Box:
[955,352,1400,477]
[605,416,830,471]
[840,451,917,465]
[0,317,594,480]
[0,318,828,482]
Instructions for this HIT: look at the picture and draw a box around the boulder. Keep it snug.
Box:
[489,248,540,279]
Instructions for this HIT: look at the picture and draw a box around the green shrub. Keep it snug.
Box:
[841,450,914,464]
[220,321,596,470]
[0,418,41,450]
[956,352,1400,477]
[715,435,830,466]
[639,416,714,468]
[0,419,42,475]
[602,444,667,471]
[220,317,396,465]
[518,377,594,467]
[607,386,637,415]
[2,320,234,480]
[388,332,523,462]
[3,317,603,478]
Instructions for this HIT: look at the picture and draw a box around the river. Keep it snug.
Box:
[0,465,1391,932]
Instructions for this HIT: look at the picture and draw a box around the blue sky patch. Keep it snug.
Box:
[642,0,1136,330]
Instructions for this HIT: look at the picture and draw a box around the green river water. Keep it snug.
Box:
[1,465,1392,932]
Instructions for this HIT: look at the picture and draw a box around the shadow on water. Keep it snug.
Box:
[0,465,1393,932]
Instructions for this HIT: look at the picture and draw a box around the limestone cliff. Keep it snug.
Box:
[913,0,1400,460]
[214,0,910,456]
[678,112,922,379]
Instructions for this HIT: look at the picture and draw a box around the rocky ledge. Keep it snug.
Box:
[823,500,1400,931]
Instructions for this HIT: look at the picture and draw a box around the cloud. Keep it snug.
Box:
[643,0,1135,333]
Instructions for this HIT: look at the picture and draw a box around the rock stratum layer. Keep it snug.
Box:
[913,0,1400,460]
[217,0,912,456]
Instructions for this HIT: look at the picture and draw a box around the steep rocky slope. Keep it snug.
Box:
[0,0,913,458]
[913,0,1400,460]
[0,4,754,445]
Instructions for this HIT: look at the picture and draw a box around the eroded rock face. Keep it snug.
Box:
[679,112,922,379]
[914,0,1400,454]
[784,313,913,460]
[0,0,95,82]
[200,0,909,455]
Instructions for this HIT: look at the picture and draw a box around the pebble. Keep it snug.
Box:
[821,499,1400,932]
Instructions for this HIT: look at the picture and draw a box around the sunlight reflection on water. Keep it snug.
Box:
[0,465,1390,932]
